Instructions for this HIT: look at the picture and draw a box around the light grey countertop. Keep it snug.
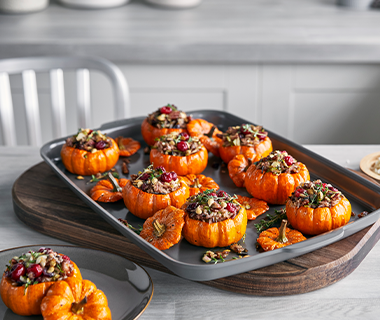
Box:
[1,144,380,319]
[1,0,380,63]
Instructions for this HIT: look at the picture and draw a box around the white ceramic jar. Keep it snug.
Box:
[57,0,130,9]
[0,0,49,14]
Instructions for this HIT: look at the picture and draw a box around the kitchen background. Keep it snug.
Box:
[1,0,380,146]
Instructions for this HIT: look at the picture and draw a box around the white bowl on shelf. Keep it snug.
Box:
[57,0,130,9]
[145,0,202,9]
[0,0,49,14]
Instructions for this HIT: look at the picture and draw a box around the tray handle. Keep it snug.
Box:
[282,229,345,254]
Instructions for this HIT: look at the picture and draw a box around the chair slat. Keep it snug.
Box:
[0,72,17,146]
[22,70,42,146]
[50,69,67,138]
[77,68,91,128]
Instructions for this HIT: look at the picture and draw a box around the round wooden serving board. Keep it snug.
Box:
[12,162,380,296]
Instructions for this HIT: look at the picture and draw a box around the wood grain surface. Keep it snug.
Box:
[12,161,380,296]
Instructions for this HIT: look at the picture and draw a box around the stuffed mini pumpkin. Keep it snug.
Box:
[182,189,247,248]
[245,150,310,205]
[41,278,111,320]
[61,128,119,176]
[0,248,81,316]
[217,124,272,164]
[150,132,208,176]
[286,179,352,235]
[141,104,191,146]
[122,165,190,219]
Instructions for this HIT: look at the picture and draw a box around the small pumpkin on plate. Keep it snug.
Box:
[245,150,310,205]
[286,179,352,235]
[122,165,190,219]
[115,136,141,157]
[187,118,223,157]
[180,174,219,196]
[182,189,247,248]
[150,132,208,176]
[217,124,272,164]
[141,104,191,146]
[140,206,186,250]
[257,219,307,251]
[235,194,269,220]
[41,278,111,320]
[90,173,128,203]
[0,248,81,316]
[61,128,119,176]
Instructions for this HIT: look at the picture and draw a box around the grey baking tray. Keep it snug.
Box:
[40,110,380,281]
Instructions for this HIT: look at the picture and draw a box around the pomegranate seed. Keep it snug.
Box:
[61,255,70,261]
[257,133,266,141]
[27,264,43,278]
[217,190,228,198]
[329,186,339,192]
[171,172,178,181]
[11,263,26,281]
[140,173,150,181]
[209,192,217,197]
[295,188,306,198]
[226,203,236,213]
[160,172,173,183]
[177,141,188,152]
[180,132,190,140]
[160,106,172,114]
[284,155,296,166]
[95,140,106,150]
[156,166,166,173]
[240,125,251,135]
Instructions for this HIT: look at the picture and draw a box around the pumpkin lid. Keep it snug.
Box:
[65,128,112,152]
[289,179,343,209]
[153,132,202,156]
[216,124,268,147]
[255,150,300,175]
[146,104,191,129]
[131,164,180,194]
[3,247,74,290]
[184,189,242,223]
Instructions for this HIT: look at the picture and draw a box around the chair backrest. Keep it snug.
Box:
[0,55,130,146]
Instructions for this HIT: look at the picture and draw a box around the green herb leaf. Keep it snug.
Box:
[254,208,287,233]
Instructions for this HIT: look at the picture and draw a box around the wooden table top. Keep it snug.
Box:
[1,144,380,319]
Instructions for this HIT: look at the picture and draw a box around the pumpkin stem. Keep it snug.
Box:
[192,178,202,189]
[205,126,216,138]
[276,220,288,244]
[71,296,87,315]
[153,219,166,237]
[108,172,122,192]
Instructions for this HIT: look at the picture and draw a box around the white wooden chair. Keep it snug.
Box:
[0,55,130,146]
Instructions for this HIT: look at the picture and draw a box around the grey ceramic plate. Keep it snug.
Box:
[40,110,380,281]
[0,245,153,320]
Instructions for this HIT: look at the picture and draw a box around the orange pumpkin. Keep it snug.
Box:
[183,206,247,248]
[90,176,128,202]
[41,278,111,320]
[228,154,251,188]
[219,136,272,164]
[187,119,223,157]
[115,136,141,157]
[0,261,81,316]
[257,220,307,251]
[235,195,269,220]
[286,181,352,235]
[61,138,119,176]
[140,206,186,250]
[245,152,310,205]
[122,179,190,219]
[180,174,219,196]
[150,145,208,176]
[141,118,187,146]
